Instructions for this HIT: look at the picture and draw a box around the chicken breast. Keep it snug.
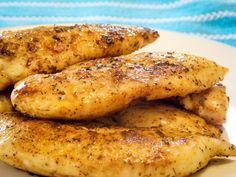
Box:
[2,84,228,125]
[0,91,12,113]
[3,85,228,126]
[0,90,222,138]
[0,113,235,177]
[101,101,221,138]
[0,24,158,90]
[178,84,229,125]
[11,52,228,120]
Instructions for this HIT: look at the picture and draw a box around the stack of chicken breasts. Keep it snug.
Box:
[0,24,235,177]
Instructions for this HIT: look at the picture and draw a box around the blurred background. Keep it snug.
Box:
[0,0,236,46]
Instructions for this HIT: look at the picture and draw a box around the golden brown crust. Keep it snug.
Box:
[103,101,222,138]
[11,52,228,120]
[0,24,158,90]
[0,112,235,177]
[178,84,229,125]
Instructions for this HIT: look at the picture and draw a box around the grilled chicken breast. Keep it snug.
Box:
[0,113,235,177]
[101,101,221,138]
[0,90,222,138]
[11,52,228,120]
[1,84,228,126]
[0,91,12,113]
[178,84,228,125]
[0,24,158,90]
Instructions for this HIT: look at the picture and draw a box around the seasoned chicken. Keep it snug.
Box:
[101,101,221,138]
[11,52,228,120]
[0,113,235,177]
[0,90,222,138]
[0,24,158,90]
[0,91,12,113]
[178,84,229,125]
[1,84,228,126]
[0,88,222,137]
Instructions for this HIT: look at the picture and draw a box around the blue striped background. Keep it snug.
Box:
[0,0,236,46]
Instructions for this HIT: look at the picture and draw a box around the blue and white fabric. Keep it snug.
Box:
[0,0,236,46]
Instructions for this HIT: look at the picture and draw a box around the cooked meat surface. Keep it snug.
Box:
[101,101,221,138]
[178,84,229,125]
[1,83,228,126]
[0,91,12,113]
[11,52,228,120]
[0,112,235,177]
[0,91,222,138]
[0,24,158,90]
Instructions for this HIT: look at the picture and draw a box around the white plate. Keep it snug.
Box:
[0,27,236,177]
